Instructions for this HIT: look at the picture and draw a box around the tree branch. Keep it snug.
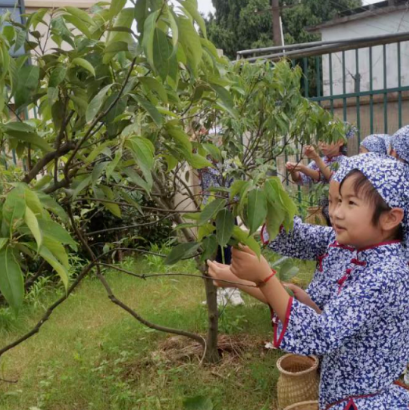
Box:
[67,206,206,348]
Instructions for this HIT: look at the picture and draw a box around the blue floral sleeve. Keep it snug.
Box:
[262,217,333,260]
[275,267,403,355]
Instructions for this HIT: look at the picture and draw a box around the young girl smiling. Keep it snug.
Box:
[210,156,409,410]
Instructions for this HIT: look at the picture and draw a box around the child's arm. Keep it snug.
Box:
[231,246,293,322]
[207,261,321,313]
[231,247,391,355]
[262,217,334,261]
[286,162,320,184]
[207,260,267,303]
[304,146,332,182]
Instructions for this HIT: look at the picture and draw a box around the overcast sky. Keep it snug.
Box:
[197,0,215,17]
[195,1,383,17]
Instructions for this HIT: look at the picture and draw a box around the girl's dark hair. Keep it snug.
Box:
[339,169,403,239]
[340,142,347,155]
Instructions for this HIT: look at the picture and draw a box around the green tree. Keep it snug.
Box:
[0,0,346,364]
[207,0,363,59]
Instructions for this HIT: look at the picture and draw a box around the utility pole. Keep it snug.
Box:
[271,0,284,46]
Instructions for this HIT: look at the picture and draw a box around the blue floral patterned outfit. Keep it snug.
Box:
[275,242,409,410]
[199,161,234,205]
[391,125,409,164]
[272,156,409,410]
[360,134,388,155]
[299,155,346,186]
[261,220,354,311]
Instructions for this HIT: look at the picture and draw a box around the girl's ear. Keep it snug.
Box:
[380,208,404,232]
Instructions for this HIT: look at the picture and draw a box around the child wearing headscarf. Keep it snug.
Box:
[211,155,409,410]
[391,125,409,165]
[359,134,388,155]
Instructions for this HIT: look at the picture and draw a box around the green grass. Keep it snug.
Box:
[0,254,315,410]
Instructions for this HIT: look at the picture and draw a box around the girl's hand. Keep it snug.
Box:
[286,162,304,172]
[304,145,319,160]
[283,283,322,314]
[207,261,239,288]
[231,246,272,285]
[283,283,311,305]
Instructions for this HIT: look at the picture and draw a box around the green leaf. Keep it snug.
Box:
[199,198,226,225]
[43,236,69,269]
[25,188,43,215]
[49,66,67,87]
[0,238,8,251]
[188,154,213,170]
[179,0,207,38]
[167,8,179,49]
[106,150,122,180]
[36,193,69,223]
[3,186,25,232]
[125,136,154,183]
[14,65,39,108]
[210,84,238,119]
[71,57,95,77]
[38,246,69,288]
[139,77,168,104]
[247,189,267,235]
[104,41,129,53]
[103,202,122,218]
[38,219,77,249]
[0,246,24,311]
[197,223,215,241]
[24,206,43,249]
[265,202,285,242]
[86,84,113,123]
[64,6,94,26]
[109,0,127,18]
[177,16,202,73]
[200,234,218,262]
[123,167,151,193]
[232,226,260,259]
[153,28,172,81]
[215,209,234,248]
[72,175,92,199]
[278,259,299,282]
[62,14,92,37]
[131,94,163,127]
[164,242,200,265]
[203,143,221,162]
[142,10,160,69]
[229,180,246,200]
[165,125,192,155]
[183,396,213,410]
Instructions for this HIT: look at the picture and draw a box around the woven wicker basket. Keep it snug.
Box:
[276,354,319,409]
[284,401,319,410]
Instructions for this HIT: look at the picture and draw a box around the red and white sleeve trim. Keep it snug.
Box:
[260,224,269,245]
[273,297,294,349]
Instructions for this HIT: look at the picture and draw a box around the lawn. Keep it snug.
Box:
[0,252,315,410]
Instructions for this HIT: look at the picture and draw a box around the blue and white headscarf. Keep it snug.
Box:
[391,125,409,163]
[360,134,387,155]
[345,123,358,140]
[335,154,409,247]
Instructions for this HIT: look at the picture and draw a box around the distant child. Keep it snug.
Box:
[359,134,388,155]
[391,125,409,165]
[212,156,409,409]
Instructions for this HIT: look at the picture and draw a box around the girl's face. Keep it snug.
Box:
[359,146,369,154]
[328,180,340,224]
[318,140,344,157]
[332,175,382,248]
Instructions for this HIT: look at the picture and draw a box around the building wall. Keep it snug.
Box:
[25,0,103,53]
[320,10,409,96]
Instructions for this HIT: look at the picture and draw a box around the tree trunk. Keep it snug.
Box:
[152,175,220,363]
[203,276,220,363]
